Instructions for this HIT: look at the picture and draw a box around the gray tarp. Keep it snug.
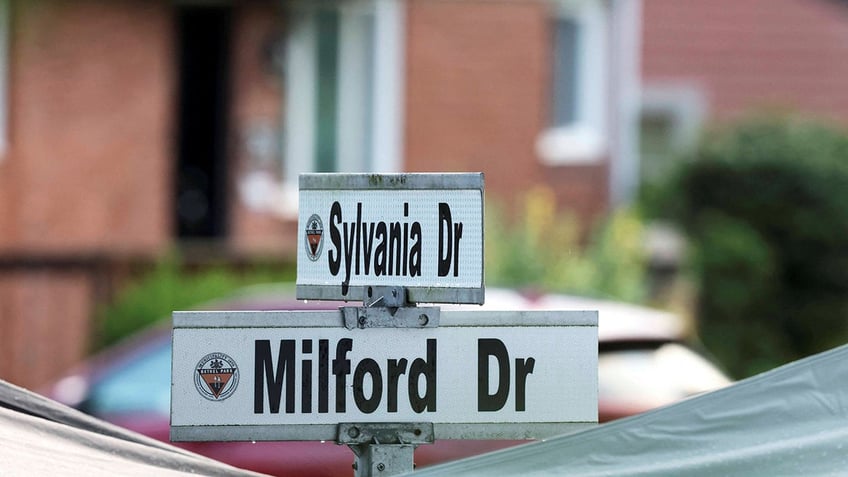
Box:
[0,379,265,477]
[412,343,848,476]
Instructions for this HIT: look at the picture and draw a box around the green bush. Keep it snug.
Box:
[485,186,648,303]
[649,114,848,377]
[94,254,295,351]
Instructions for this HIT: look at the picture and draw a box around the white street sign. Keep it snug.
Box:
[296,173,484,304]
[170,310,598,442]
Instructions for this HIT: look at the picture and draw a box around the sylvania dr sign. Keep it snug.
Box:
[295,173,485,304]
[171,173,597,446]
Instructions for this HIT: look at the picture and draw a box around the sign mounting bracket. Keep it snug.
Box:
[339,423,435,476]
[341,286,441,330]
[338,422,435,446]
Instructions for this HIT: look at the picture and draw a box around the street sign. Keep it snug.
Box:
[174,171,598,475]
[170,309,598,442]
[296,173,484,304]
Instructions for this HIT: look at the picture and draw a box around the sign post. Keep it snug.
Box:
[171,173,598,476]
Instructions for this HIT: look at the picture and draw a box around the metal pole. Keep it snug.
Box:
[350,443,416,477]
[339,423,434,477]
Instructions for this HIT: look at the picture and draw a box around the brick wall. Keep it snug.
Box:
[0,0,174,389]
[227,2,294,256]
[6,0,174,255]
[0,0,619,389]
[404,0,610,222]
[0,270,93,388]
[0,159,9,249]
[643,0,848,120]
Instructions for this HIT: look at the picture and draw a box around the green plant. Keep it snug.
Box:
[649,114,848,377]
[485,186,648,303]
[94,254,295,351]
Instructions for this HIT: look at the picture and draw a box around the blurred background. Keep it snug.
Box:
[2,0,848,392]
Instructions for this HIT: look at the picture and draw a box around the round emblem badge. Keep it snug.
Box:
[194,352,239,401]
[305,214,324,261]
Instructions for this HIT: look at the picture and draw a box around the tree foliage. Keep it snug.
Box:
[486,186,648,303]
[94,254,295,351]
[649,115,848,377]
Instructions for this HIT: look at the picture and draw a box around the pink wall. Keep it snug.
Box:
[643,0,848,121]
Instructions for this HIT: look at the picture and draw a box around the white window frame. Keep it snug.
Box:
[536,0,608,166]
[638,82,706,182]
[640,83,706,152]
[283,0,404,190]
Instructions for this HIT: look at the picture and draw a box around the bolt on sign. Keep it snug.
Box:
[170,310,597,442]
[296,173,484,304]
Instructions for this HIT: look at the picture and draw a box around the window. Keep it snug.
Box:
[639,84,705,183]
[551,17,580,127]
[537,0,608,165]
[283,0,403,189]
[639,112,676,182]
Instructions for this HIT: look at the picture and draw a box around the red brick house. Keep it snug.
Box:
[3,0,848,390]
[0,0,641,389]
[639,0,848,180]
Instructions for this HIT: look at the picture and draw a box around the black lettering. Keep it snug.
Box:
[374,222,387,276]
[341,220,356,295]
[353,358,383,414]
[403,203,409,276]
[438,203,452,277]
[328,202,342,276]
[355,203,362,276]
[318,339,329,413]
[389,221,402,275]
[333,338,353,412]
[453,221,463,277]
[478,338,510,412]
[515,357,535,412]
[254,339,295,414]
[362,222,375,275]
[301,340,312,413]
[410,222,422,276]
[408,339,437,413]
[387,358,408,413]
[327,202,428,280]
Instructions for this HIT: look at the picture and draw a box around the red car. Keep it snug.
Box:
[47,287,729,476]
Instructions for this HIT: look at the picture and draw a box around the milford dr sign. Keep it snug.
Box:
[170,309,597,441]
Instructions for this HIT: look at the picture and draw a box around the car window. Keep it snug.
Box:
[86,341,171,417]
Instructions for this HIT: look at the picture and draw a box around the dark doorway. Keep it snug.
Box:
[175,6,232,239]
